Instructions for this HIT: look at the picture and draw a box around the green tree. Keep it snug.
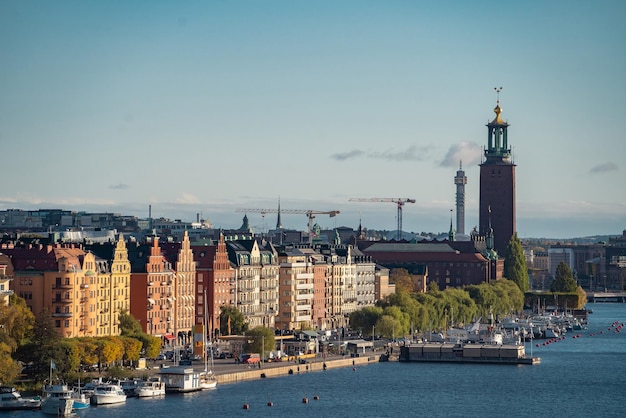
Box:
[504,233,530,292]
[244,327,275,358]
[0,294,35,352]
[349,306,383,335]
[389,268,414,293]
[381,306,410,337]
[132,333,161,359]
[121,336,143,365]
[550,262,578,292]
[375,315,401,339]
[219,306,248,335]
[0,342,21,384]
[118,310,143,336]
[16,308,63,381]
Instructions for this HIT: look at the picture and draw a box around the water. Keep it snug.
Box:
[6,303,626,417]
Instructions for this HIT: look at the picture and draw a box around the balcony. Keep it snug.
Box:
[295,304,312,312]
[54,283,72,290]
[81,284,89,289]
[296,283,314,291]
[52,312,72,318]
[53,298,72,304]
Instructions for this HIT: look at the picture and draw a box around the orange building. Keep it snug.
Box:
[193,233,234,339]
[2,244,99,337]
[129,237,176,341]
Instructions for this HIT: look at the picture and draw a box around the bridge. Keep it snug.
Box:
[586,292,626,303]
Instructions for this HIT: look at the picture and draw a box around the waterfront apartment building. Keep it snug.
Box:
[0,243,129,338]
[226,239,279,329]
[192,234,234,339]
[276,247,315,331]
[127,237,176,341]
[172,231,196,341]
[0,261,14,305]
[98,235,131,336]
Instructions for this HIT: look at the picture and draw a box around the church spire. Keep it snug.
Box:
[448,209,455,241]
[276,197,283,229]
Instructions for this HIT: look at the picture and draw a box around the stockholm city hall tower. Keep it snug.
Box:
[479,89,516,256]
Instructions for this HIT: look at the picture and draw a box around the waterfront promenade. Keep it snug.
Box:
[215,355,381,385]
[143,354,384,386]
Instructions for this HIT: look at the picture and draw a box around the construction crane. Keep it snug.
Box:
[349,198,416,240]
[235,208,340,244]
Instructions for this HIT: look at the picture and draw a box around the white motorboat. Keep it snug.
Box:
[0,386,41,411]
[40,383,74,416]
[134,377,166,398]
[90,382,127,405]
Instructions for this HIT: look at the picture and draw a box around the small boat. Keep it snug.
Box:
[134,377,166,398]
[199,371,218,390]
[0,386,41,411]
[90,382,127,405]
[40,383,74,416]
[119,378,140,397]
[70,387,90,410]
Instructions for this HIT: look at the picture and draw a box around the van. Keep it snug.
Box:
[241,353,260,364]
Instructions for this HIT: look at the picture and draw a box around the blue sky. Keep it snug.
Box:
[1,1,625,239]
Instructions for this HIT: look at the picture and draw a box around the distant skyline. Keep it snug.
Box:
[1,1,624,239]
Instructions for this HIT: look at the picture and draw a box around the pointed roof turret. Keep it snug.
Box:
[276,197,283,229]
[448,209,455,242]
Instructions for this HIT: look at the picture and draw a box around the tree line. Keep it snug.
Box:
[0,299,160,387]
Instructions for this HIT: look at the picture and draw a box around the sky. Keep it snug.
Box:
[1,1,625,239]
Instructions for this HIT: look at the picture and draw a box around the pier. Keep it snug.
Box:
[215,355,379,385]
[586,292,626,303]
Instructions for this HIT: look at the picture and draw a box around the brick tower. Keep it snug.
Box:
[479,89,516,256]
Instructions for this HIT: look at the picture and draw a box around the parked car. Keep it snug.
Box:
[241,353,260,364]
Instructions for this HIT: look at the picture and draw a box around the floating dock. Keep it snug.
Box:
[399,343,540,365]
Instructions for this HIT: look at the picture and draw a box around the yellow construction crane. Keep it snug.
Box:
[235,208,340,244]
[348,198,416,240]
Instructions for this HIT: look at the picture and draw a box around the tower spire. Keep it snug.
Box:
[276,197,283,229]
[480,87,516,256]
[448,209,455,241]
[454,159,467,235]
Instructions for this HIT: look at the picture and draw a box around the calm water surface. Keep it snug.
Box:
[6,303,625,417]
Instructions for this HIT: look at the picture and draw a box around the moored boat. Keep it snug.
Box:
[0,386,41,411]
[199,371,218,390]
[40,383,74,416]
[90,382,127,405]
[134,377,166,397]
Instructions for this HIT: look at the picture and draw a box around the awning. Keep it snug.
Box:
[147,298,156,305]
[163,333,175,340]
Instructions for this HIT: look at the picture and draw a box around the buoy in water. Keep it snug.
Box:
[302,397,308,404]
[313,395,319,400]
[353,367,356,372]
[267,401,273,407]
[243,404,250,410]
